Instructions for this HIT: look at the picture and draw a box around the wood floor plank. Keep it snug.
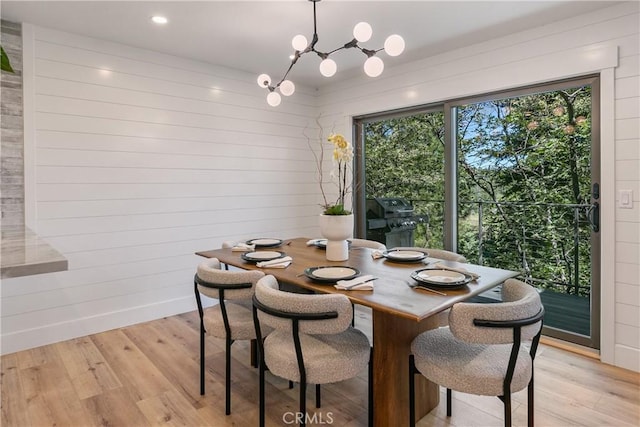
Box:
[19,355,94,426]
[90,329,174,401]
[1,308,638,427]
[137,389,211,426]
[122,318,205,406]
[55,336,122,399]
[0,353,30,427]
[81,386,152,427]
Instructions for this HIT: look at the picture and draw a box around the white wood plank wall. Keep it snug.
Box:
[317,2,640,372]
[0,26,322,354]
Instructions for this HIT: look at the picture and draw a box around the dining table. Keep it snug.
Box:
[196,237,519,426]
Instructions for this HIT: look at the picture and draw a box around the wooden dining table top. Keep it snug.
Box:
[196,237,519,322]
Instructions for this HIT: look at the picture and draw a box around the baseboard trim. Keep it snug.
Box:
[540,336,600,360]
[0,296,196,356]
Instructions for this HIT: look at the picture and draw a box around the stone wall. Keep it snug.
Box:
[1,20,24,228]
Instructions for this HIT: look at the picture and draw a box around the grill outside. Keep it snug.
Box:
[365,197,427,248]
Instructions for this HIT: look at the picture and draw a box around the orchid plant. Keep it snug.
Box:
[324,133,354,215]
[306,122,354,215]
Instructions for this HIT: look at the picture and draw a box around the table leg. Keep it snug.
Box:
[371,311,440,427]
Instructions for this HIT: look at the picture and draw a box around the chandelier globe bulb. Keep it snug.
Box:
[364,56,384,77]
[353,22,372,42]
[292,34,308,51]
[267,91,282,107]
[384,34,405,57]
[319,58,337,77]
[279,80,295,96]
[257,74,271,88]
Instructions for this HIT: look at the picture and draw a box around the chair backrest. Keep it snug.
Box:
[392,247,467,262]
[196,258,265,300]
[254,275,353,334]
[349,238,387,251]
[448,278,543,344]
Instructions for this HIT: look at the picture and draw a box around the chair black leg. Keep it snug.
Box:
[251,339,258,368]
[409,354,415,426]
[289,380,294,389]
[259,360,266,427]
[200,322,205,395]
[446,388,452,417]
[225,337,232,415]
[352,303,355,326]
[300,379,307,427]
[504,390,512,427]
[528,373,535,427]
[368,347,373,427]
[315,384,321,408]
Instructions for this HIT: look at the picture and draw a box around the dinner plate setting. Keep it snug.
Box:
[410,267,473,288]
[241,251,287,263]
[382,249,427,263]
[307,239,352,250]
[304,266,360,283]
[245,238,283,248]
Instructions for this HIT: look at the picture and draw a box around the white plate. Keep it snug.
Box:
[304,266,360,283]
[242,251,284,261]
[246,238,283,247]
[384,250,426,261]
[416,269,466,283]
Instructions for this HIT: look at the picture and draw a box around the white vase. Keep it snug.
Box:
[319,213,354,261]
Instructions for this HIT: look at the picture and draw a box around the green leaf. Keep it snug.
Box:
[323,205,351,215]
[1,46,14,73]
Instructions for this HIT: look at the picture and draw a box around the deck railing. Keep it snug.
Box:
[408,199,596,297]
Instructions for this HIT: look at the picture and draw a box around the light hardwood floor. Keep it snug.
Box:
[1,307,638,426]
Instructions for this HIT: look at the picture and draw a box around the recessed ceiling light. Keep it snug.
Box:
[151,16,168,25]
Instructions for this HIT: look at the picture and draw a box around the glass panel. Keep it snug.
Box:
[456,85,595,340]
[362,111,445,248]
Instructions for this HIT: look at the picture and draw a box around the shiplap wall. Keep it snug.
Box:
[317,2,640,372]
[0,25,323,354]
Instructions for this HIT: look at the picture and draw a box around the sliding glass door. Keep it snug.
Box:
[451,77,600,347]
[355,76,600,348]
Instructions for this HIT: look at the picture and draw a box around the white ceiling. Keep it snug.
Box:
[1,1,621,88]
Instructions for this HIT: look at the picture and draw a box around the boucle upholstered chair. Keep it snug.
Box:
[252,275,372,427]
[349,238,387,251]
[194,258,265,415]
[409,278,544,427]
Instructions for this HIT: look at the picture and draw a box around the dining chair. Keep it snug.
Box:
[349,238,387,251]
[409,278,544,427]
[194,258,266,415]
[252,275,373,427]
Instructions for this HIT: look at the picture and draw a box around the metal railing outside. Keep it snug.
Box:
[408,199,595,297]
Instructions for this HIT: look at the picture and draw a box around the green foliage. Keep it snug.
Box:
[364,112,447,247]
[323,204,351,215]
[1,46,14,73]
[364,86,594,297]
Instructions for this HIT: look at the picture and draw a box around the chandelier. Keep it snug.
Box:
[257,0,405,106]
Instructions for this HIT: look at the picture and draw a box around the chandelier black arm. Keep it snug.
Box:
[260,0,403,105]
[271,54,300,91]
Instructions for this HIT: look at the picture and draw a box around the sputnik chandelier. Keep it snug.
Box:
[257,0,405,106]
